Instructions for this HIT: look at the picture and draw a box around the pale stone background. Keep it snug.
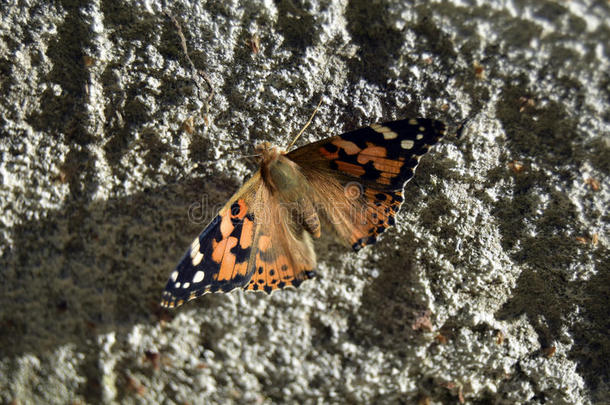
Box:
[0,0,608,404]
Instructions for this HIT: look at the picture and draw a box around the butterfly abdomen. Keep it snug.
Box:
[299,201,321,238]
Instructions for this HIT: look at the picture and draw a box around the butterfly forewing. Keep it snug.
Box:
[160,193,257,308]
[288,118,445,190]
[287,118,446,250]
[161,168,319,308]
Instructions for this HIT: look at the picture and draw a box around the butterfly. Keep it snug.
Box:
[160,118,446,308]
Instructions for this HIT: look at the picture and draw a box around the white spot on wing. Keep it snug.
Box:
[416,134,424,140]
[171,271,178,282]
[370,123,398,139]
[182,282,190,289]
[192,251,204,266]
[191,237,200,250]
[401,140,414,149]
[175,282,181,288]
[193,270,205,283]
[408,118,418,125]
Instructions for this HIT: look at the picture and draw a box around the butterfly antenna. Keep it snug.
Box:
[286,97,324,150]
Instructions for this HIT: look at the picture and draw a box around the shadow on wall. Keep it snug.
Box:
[0,0,231,361]
[0,175,240,359]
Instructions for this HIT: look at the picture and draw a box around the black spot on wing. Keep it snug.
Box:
[323,142,338,153]
[228,213,254,264]
[360,160,382,182]
[229,244,250,264]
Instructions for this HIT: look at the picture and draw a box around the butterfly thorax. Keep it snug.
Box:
[255,141,321,238]
[255,141,292,193]
[255,142,284,165]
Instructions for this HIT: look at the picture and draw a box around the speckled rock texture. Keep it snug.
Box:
[0,0,608,404]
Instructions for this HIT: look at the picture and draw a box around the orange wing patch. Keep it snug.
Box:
[335,160,366,177]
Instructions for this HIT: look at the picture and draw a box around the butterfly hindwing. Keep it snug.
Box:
[287,118,446,251]
[244,226,317,293]
[243,180,317,294]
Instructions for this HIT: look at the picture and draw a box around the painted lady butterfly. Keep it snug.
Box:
[161,118,446,308]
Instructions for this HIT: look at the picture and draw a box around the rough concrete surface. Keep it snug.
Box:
[0,0,608,404]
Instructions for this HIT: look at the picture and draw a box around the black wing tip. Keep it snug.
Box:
[160,291,186,309]
[383,118,446,138]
